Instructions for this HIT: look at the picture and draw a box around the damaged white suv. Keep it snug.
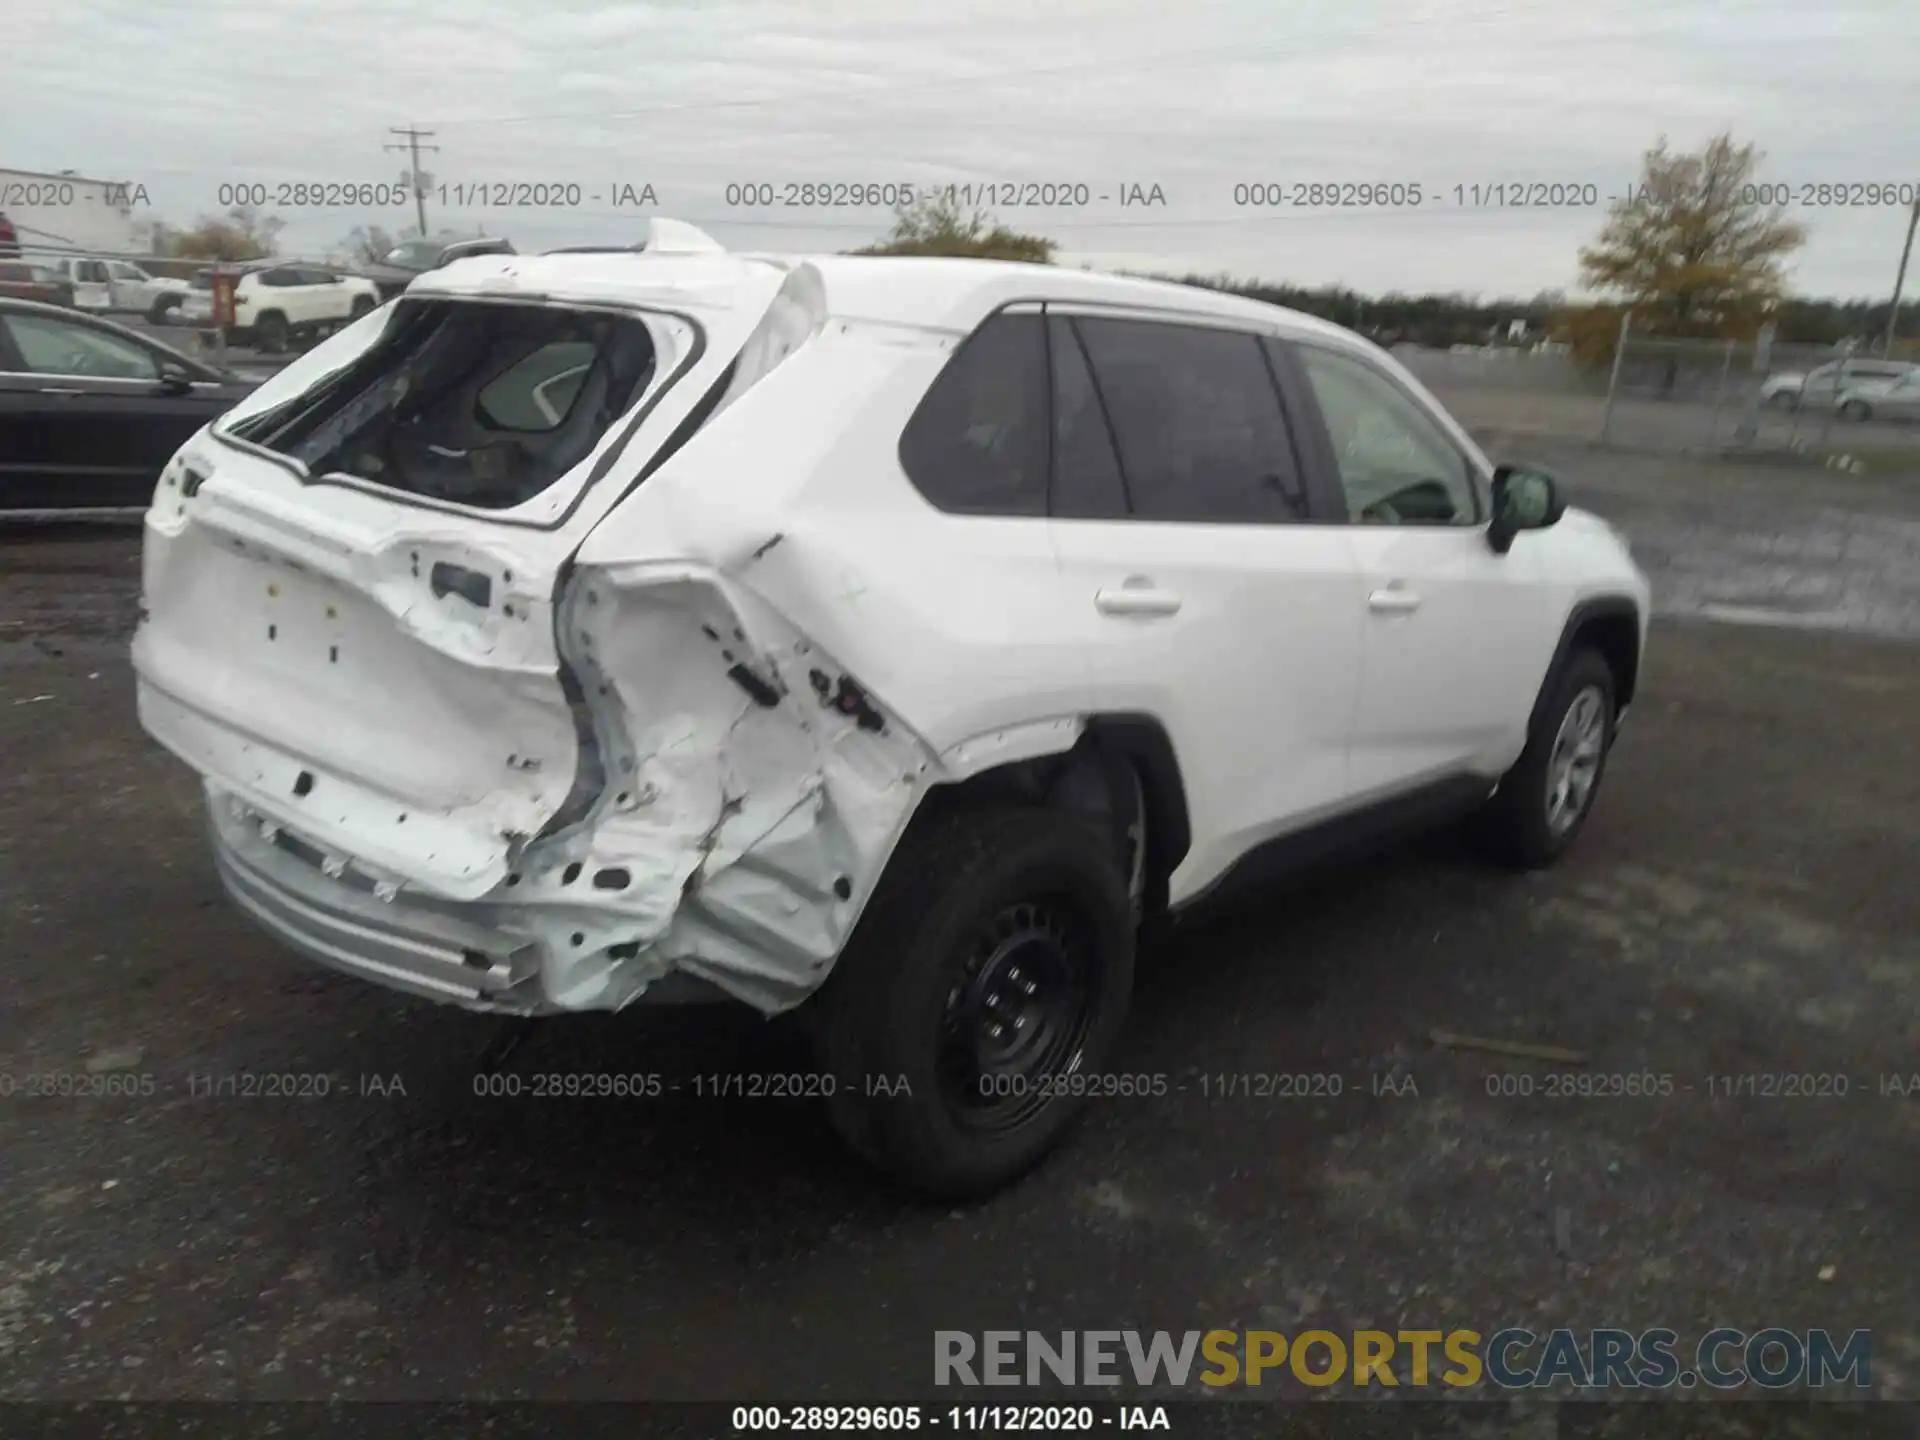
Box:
[134,231,1648,1196]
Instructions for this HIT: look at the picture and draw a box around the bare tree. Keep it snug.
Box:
[341,223,404,268]
[163,205,286,261]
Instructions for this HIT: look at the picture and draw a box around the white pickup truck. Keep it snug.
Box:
[43,257,192,319]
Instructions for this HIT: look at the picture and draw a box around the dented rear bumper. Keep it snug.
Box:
[208,778,825,1014]
[210,792,557,1013]
[173,558,949,1018]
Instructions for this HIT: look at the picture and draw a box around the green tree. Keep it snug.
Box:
[1579,134,1805,342]
[853,191,1054,263]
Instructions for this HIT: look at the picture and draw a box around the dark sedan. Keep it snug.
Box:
[0,298,257,517]
[359,234,515,301]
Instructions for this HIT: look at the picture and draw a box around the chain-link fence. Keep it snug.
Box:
[1596,324,1920,461]
[1407,329,1920,464]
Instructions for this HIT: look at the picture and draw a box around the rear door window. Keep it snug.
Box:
[2,312,160,379]
[898,312,1048,517]
[231,299,660,511]
[1071,316,1305,524]
[1047,316,1129,519]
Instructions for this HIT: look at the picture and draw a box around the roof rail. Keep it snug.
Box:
[541,219,727,258]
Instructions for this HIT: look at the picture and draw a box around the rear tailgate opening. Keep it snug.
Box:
[135,272,755,903]
[225,298,663,512]
[134,258,911,1011]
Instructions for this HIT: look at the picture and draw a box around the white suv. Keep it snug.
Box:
[177,263,381,352]
[133,242,1649,1196]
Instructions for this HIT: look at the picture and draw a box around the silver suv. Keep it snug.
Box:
[1762,358,1913,410]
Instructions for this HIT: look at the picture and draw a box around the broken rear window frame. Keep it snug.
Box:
[209,295,709,533]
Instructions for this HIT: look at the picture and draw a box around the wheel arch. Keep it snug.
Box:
[1531,596,1642,734]
[915,712,1192,916]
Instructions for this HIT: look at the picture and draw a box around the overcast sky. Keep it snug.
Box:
[6,0,1916,298]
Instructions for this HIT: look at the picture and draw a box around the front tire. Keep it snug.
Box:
[1840,399,1872,422]
[1476,648,1616,869]
[810,804,1136,1198]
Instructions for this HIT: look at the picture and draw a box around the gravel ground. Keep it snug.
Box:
[0,449,1915,1431]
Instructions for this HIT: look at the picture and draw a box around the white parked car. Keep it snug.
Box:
[1762,357,1912,410]
[1835,368,1920,422]
[132,242,1649,1195]
[175,262,381,352]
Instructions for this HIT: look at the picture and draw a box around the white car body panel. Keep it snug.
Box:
[1047,516,1366,901]
[134,245,1650,1017]
[1837,373,1920,419]
[104,261,188,312]
[47,258,112,310]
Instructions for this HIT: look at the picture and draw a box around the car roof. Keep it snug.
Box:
[410,250,1359,345]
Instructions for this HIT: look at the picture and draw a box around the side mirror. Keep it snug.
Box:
[156,361,195,396]
[1487,464,1565,554]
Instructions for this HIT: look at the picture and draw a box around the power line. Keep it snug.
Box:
[384,126,439,235]
[1884,196,1919,355]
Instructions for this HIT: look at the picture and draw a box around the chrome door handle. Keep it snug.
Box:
[1368,584,1422,615]
[38,387,85,397]
[1095,583,1182,617]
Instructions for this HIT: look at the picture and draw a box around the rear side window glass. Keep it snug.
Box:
[1048,317,1129,519]
[1073,317,1303,524]
[236,300,660,510]
[899,312,1048,517]
[3,313,159,379]
[475,340,598,431]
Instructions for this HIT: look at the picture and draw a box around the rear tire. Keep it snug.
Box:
[1765,390,1798,412]
[1475,648,1616,869]
[809,804,1136,1199]
[146,294,181,325]
[349,295,375,319]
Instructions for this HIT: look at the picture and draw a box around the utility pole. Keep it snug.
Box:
[1884,195,1920,357]
[385,126,438,238]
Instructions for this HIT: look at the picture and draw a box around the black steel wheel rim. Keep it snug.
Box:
[937,897,1098,1133]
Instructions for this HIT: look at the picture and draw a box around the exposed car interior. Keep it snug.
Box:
[236,300,658,508]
